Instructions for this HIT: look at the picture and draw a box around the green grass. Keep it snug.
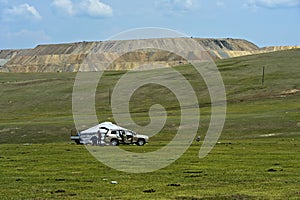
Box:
[0,49,300,199]
[0,138,299,199]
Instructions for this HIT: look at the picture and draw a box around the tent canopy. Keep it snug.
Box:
[80,122,126,134]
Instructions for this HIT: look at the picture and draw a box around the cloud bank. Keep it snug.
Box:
[247,0,300,9]
[4,3,42,20]
[52,0,74,15]
[156,0,195,13]
[52,0,113,17]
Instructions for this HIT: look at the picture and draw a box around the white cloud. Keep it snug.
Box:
[80,0,113,17]
[4,4,42,20]
[156,0,196,13]
[52,0,74,15]
[183,0,194,9]
[52,0,113,17]
[247,0,300,8]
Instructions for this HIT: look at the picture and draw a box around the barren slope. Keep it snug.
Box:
[1,38,298,72]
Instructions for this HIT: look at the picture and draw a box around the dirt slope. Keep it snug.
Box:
[0,38,298,72]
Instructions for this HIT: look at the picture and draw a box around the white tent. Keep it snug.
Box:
[79,122,126,144]
[80,121,125,134]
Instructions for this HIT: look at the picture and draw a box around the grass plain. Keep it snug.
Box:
[0,49,299,199]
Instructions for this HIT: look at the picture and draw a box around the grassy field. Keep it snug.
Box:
[0,49,299,199]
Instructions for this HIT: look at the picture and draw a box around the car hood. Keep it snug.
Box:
[136,134,149,140]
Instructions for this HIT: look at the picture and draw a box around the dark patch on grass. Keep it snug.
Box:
[15,178,22,182]
[167,183,181,187]
[52,189,66,194]
[184,171,203,178]
[217,142,232,145]
[223,194,256,200]
[18,151,29,154]
[55,178,66,181]
[267,168,277,172]
[184,171,203,174]
[143,189,156,193]
[185,175,203,178]
[84,180,94,182]
[176,194,256,200]
[175,196,202,200]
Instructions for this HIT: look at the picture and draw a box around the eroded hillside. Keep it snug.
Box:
[0,38,299,72]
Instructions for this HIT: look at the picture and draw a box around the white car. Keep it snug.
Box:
[71,122,149,146]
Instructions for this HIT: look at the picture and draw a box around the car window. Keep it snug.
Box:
[126,131,133,136]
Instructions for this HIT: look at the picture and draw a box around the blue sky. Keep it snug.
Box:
[0,0,300,49]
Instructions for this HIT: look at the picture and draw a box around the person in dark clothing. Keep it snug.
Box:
[91,136,98,146]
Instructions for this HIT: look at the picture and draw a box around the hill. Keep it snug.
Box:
[0,48,299,143]
[0,38,267,72]
[2,38,299,73]
[0,49,299,199]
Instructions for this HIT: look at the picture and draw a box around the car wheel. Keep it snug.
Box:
[136,139,145,146]
[111,139,119,146]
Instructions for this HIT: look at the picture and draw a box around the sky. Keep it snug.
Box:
[0,0,300,49]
